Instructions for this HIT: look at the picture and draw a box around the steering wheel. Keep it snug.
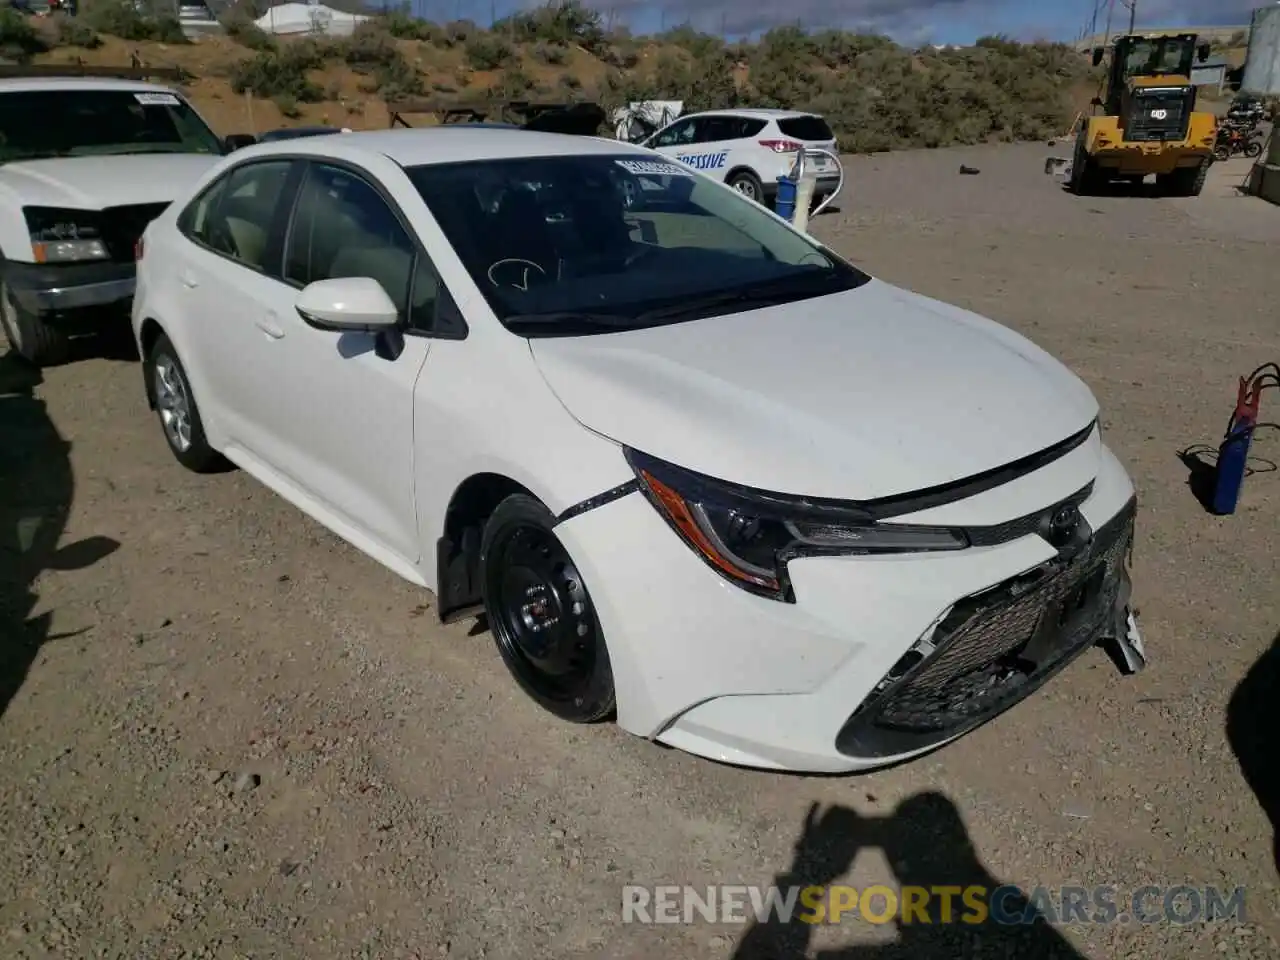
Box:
[487,258,548,291]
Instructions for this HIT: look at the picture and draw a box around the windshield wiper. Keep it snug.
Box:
[634,271,844,324]
[503,311,640,334]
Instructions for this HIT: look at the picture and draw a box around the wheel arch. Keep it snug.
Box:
[725,164,763,187]
[435,471,542,624]
[138,317,167,409]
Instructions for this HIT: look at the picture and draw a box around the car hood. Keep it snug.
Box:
[529,279,1100,501]
[0,154,221,209]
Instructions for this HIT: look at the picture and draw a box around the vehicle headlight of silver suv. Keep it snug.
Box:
[625,448,968,603]
[23,207,109,263]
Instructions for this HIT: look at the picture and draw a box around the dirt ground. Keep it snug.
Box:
[2,145,1279,960]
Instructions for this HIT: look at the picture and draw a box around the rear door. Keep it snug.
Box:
[171,157,301,457]
[668,116,741,178]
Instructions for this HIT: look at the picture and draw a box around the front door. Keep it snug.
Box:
[248,160,433,567]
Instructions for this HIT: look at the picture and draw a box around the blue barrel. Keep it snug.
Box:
[1212,414,1255,515]
[775,176,798,221]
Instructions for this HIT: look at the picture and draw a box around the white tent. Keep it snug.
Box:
[254,2,369,37]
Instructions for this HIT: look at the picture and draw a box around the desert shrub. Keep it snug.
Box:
[531,41,567,65]
[463,33,513,70]
[495,65,535,98]
[51,14,103,49]
[83,0,188,44]
[273,93,301,118]
[230,44,326,102]
[441,19,478,47]
[381,7,443,43]
[656,24,722,61]
[496,0,606,53]
[223,14,276,52]
[335,24,424,97]
[0,8,47,62]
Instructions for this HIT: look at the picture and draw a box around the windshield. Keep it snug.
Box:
[0,89,224,163]
[406,153,869,335]
[1122,37,1194,78]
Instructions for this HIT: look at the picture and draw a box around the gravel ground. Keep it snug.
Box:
[1,145,1278,960]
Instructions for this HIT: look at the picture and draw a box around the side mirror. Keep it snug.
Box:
[1092,46,1104,67]
[1198,43,1211,63]
[1091,96,1104,107]
[223,133,257,153]
[295,277,399,332]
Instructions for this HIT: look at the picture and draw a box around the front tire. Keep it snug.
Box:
[480,494,615,723]
[0,280,69,366]
[146,333,224,473]
[1246,140,1263,159]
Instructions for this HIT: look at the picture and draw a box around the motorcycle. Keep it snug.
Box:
[1214,121,1264,162]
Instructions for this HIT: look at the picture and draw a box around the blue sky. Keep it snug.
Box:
[399,0,1260,45]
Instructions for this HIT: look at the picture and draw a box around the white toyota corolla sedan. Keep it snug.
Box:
[130,128,1144,773]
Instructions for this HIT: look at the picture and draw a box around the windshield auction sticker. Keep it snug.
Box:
[134,92,180,106]
[615,159,690,177]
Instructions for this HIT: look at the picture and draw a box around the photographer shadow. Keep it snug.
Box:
[1226,632,1280,875]
[0,351,119,719]
[732,792,1088,960]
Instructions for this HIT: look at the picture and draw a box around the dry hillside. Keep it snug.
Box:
[7,0,1100,151]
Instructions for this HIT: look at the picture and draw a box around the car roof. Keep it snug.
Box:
[684,108,824,121]
[228,127,649,167]
[0,76,178,95]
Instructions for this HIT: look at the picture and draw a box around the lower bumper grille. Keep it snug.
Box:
[836,497,1136,760]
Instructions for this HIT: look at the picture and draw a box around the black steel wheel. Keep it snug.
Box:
[480,494,615,723]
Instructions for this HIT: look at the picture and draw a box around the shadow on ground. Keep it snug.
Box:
[732,792,1087,959]
[0,351,119,719]
[1227,633,1280,876]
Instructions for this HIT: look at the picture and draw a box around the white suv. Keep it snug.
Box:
[0,75,233,366]
[641,108,840,208]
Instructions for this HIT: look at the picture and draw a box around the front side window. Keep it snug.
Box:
[284,163,438,329]
[0,89,223,163]
[406,152,870,337]
[650,118,699,148]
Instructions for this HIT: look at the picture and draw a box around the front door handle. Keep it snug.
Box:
[179,270,198,289]
[254,313,284,339]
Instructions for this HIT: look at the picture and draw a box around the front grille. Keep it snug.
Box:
[965,483,1092,548]
[836,497,1136,759]
[99,202,170,262]
[1124,89,1192,142]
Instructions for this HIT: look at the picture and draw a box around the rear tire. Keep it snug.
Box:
[0,280,69,366]
[146,332,224,473]
[1162,160,1209,198]
[726,170,765,206]
[480,494,615,724]
[1245,140,1263,159]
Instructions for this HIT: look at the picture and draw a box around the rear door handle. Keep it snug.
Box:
[254,312,284,339]
[179,270,198,289]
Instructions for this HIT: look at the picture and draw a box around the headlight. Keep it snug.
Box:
[24,207,108,263]
[626,449,968,602]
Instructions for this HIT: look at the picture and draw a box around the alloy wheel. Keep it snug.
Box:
[153,353,193,453]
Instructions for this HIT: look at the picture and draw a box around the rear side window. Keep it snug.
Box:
[701,116,768,141]
[776,115,834,141]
